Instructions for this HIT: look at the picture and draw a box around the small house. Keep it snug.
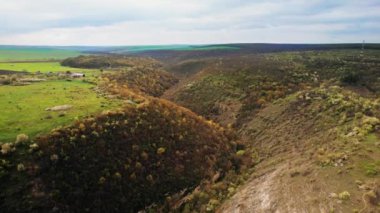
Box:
[71,73,85,78]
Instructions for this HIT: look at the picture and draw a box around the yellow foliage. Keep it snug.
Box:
[157,147,166,155]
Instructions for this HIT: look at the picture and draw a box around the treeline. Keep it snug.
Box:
[61,55,162,69]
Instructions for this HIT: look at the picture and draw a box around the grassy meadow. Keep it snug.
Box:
[0,61,97,73]
[0,80,121,142]
[0,48,120,143]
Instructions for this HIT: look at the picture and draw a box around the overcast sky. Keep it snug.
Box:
[0,0,379,45]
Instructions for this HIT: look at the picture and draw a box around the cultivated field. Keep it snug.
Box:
[0,47,83,62]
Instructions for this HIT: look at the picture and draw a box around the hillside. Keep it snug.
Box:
[219,85,380,212]
[1,48,380,212]
[2,0,380,211]
[61,55,162,69]
[100,66,178,97]
[158,49,380,212]
[163,50,380,126]
[62,55,179,97]
[0,55,252,212]
[0,90,247,212]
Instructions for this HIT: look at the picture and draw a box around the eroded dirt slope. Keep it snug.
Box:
[219,86,380,213]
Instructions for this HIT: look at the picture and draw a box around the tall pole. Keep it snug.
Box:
[362,40,365,51]
[360,40,365,58]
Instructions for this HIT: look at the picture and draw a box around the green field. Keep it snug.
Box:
[0,80,121,142]
[0,45,239,61]
[0,62,96,74]
[0,47,84,62]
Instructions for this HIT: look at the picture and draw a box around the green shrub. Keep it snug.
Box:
[338,191,351,200]
[340,70,361,84]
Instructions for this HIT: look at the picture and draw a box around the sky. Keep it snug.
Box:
[0,0,379,45]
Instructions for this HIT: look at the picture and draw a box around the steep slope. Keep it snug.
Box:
[164,50,380,127]
[164,54,314,126]
[0,96,243,212]
[0,57,247,212]
[219,86,380,212]
[101,66,178,97]
[158,49,380,212]
[63,55,179,97]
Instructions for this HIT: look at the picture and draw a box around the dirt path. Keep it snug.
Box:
[217,93,364,213]
[217,156,337,213]
[218,165,284,213]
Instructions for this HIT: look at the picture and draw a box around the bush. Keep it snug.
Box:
[15,134,29,144]
[0,78,11,85]
[338,191,351,200]
[340,70,361,84]
[0,143,12,155]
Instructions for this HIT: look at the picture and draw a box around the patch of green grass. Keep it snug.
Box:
[365,133,379,144]
[0,62,96,74]
[359,160,380,177]
[363,163,379,176]
[0,80,121,142]
[0,47,83,62]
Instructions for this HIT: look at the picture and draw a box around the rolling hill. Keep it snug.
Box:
[0,46,380,212]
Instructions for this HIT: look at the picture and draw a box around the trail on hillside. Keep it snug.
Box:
[218,157,335,213]
[217,88,380,212]
[219,164,284,213]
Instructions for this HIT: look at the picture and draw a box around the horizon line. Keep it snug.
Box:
[0,42,377,48]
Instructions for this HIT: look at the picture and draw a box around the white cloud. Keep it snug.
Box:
[0,0,379,45]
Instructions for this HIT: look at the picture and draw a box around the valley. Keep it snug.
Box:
[0,44,379,212]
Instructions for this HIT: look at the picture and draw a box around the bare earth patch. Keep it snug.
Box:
[218,89,380,212]
[45,105,73,111]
